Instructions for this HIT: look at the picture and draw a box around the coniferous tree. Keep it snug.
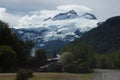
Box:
[35,49,47,68]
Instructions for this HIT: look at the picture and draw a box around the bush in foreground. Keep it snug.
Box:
[16,69,33,80]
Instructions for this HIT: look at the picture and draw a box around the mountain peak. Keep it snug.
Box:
[67,10,77,15]
[52,10,78,20]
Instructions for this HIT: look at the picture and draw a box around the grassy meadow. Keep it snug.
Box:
[0,72,94,80]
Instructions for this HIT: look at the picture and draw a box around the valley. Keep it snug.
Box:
[0,2,120,80]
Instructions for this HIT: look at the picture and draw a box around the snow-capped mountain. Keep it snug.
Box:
[13,10,98,52]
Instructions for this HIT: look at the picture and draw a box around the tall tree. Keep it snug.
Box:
[35,49,47,68]
[0,46,16,72]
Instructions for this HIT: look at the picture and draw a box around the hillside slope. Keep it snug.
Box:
[71,16,120,54]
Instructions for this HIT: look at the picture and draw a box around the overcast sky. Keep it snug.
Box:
[0,0,120,26]
[0,0,120,19]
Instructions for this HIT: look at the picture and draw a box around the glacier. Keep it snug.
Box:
[13,9,99,53]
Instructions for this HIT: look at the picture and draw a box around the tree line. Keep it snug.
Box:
[59,43,120,73]
[0,20,47,72]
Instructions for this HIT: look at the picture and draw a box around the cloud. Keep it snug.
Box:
[38,5,92,17]
[16,5,94,29]
[57,5,92,12]
[0,5,93,28]
[0,0,120,20]
[0,7,21,27]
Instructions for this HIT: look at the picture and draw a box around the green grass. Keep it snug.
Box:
[0,72,94,80]
[0,77,15,80]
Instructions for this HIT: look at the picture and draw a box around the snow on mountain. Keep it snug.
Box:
[13,6,98,52]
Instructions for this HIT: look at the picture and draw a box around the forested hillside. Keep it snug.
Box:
[71,16,120,54]
[59,16,120,70]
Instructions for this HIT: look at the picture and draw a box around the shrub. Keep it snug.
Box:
[16,69,33,80]
[16,69,28,80]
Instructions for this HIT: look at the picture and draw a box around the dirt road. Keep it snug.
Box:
[92,69,120,80]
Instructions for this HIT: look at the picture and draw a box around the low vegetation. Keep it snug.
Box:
[16,69,33,80]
